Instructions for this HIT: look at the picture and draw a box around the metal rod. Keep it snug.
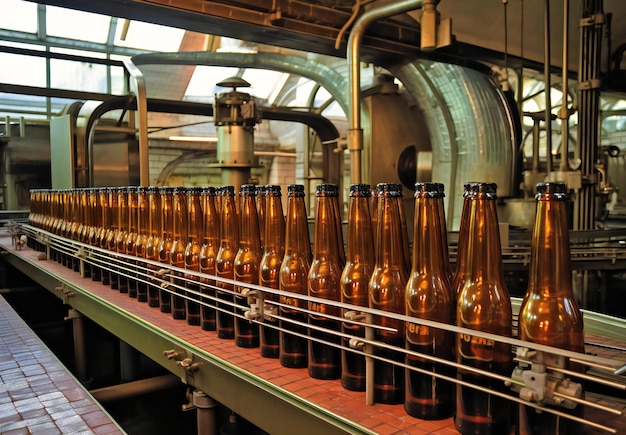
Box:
[347,0,426,184]
[559,0,570,172]
[544,0,553,174]
[89,374,181,402]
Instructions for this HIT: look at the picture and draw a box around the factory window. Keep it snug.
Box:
[0,0,37,33]
[0,52,46,87]
[46,5,111,44]
[113,20,185,52]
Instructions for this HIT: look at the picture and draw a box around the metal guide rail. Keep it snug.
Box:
[5,224,626,434]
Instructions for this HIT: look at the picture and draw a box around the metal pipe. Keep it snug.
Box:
[559,0,570,172]
[193,390,218,435]
[65,308,87,383]
[543,0,553,174]
[347,0,426,184]
[89,374,181,402]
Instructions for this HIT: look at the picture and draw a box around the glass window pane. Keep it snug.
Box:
[114,20,184,52]
[242,69,288,102]
[0,0,38,33]
[51,46,107,59]
[0,52,46,86]
[50,59,108,93]
[46,5,111,44]
[185,66,239,100]
[111,65,126,94]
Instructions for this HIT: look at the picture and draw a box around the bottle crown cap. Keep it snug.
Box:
[240,184,257,195]
[266,185,282,195]
[349,183,371,196]
[316,183,338,196]
[414,182,445,198]
[536,182,568,200]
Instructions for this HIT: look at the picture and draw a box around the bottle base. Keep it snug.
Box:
[280,354,307,368]
[235,337,260,348]
[341,374,365,392]
[260,346,279,358]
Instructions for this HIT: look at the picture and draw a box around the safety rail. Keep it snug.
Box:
[14,224,626,434]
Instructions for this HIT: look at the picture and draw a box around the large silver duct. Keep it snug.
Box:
[391,60,517,229]
[131,52,350,114]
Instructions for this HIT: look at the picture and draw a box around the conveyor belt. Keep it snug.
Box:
[3,230,626,434]
[0,291,125,434]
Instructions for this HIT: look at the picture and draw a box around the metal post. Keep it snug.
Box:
[65,308,87,384]
[193,390,218,435]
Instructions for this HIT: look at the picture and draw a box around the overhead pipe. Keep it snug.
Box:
[347,0,428,185]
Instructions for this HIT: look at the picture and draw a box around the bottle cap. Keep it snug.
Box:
[288,184,305,197]
[349,183,371,196]
[414,182,445,198]
[240,184,257,195]
[266,185,282,196]
[316,183,338,196]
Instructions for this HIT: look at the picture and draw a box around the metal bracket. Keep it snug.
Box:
[578,79,602,91]
[580,13,605,27]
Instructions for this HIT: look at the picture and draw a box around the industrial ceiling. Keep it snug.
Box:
[35,0,626,82]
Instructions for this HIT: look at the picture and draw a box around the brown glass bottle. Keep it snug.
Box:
[216,185,239,339]
[368,182,408,404]
[126,186,139,298]
[404,182,455,420]
[88,188,102,281]
[451,183,472,296]
[115,187,130,293]
[455,182,513,435]
[340,184,374,391]
[256,185,267,250]
[98,188,112,285]
[78,188,92,277]
[170,187,189,320]
[145,187,162,308]
[158,187,175,313]
[134,187,150,302]
[307,183,342,380]
[329,183,346,268]
[106,187,121,289]
[259,185,284,358]
[184,187,203,326]
[200,187,219,331]
[69,189,82,272]
[279,184,311,368]
[234,184,262,348]
[518,182,584,435]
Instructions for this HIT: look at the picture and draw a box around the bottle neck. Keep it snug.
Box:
[459,195,505,282]
[137,192,149,235]
[220,194,239,249]
[263,194,285,253]
[188,193,203,244]
[411,195,450,276]
[346,194,374,264]
[148,192,161,237]
[172,194,188,242]
[202,194,219,245]
[239,194,261,251]
[128,192,138,233]
[528,196,573,297]
[118,192,128,232]
[313,195,340,261]
[160,193,173,239]
[375,193,407,271]
[285,194,311,258]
